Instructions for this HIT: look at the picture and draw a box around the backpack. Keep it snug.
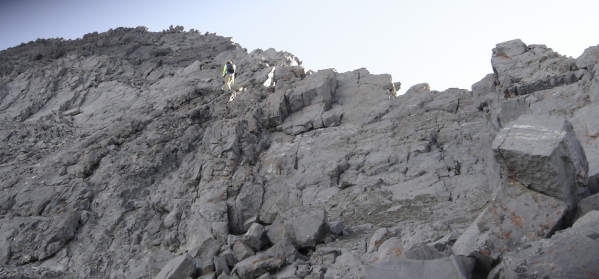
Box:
[226,63,235,74]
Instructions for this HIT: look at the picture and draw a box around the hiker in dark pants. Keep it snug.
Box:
[222,61,236,91]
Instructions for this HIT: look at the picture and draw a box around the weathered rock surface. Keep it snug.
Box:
[576,193,599,221]
[361,255,475,279]
[452,113,589,272]
[488,210,599,278]
[452,179,568,270]
[155,253,196,279]
[1,27,599,279]
[492,114,588,208]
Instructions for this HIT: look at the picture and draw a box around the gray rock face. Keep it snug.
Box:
[453,114,589,270]
[471,37,599,277]
[1,27,599,279]
[452,180,568,270]
[488,211,599,279]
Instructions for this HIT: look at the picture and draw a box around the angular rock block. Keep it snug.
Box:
[219,245,238,267]
[452,180,568,270]
[213,255,230,276]
[233,253,285,279]
[242,223,266,251]
[358,72,396,92]
[576,45,599,70]
[155,253,196,279]
[489,211,599,278]
[493,39,527,58]
[292,209,330,248]
[256,91,289,128]
[232,241,255,262]
[264,238,304,263]
[281,103,326,135]
[233,240,303,278]
[286,69,336,113]
[328,221,345,237]
[266,208,330,249]
[361,255,475,279]
[273,66,304,83]
[492,114,588,207]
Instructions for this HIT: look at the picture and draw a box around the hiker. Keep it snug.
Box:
[222,61,236,91]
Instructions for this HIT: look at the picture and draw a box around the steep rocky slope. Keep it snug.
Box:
[0,26,598,279]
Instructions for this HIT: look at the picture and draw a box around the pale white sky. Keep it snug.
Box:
[1,0,598,94]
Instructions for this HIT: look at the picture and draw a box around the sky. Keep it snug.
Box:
[1,0,598,94]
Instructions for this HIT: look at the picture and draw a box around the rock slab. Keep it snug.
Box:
[155,253,196,279]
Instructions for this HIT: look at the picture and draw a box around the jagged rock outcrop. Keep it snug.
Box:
[1,27,598,279]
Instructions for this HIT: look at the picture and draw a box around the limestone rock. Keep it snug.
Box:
[233,241,255,262]
[219,245,239,267]
[489,211,599,278]
[576,45,599,70]
[366,227,393,253]
[576,194,599,221]
[405,83,430,94]
[285,69,335,113]
[328,221,344,237]
[375,237,404,261]
[452,180,568,270]
[266,208,330,249]
[323,249,362,279]
[492,114,589,208]
[291,209,330,248]
[155,253,196,279]
[265,238,305,263]
[271,263,297,279]
[573,210,599,228]
[1,25,599,279]
[242,223,267,251]
[361,255,475,279]
[214,255,231,276]
[233,254,285,279]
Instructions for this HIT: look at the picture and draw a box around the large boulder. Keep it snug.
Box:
[491,114,589,208]
[266,208,330,249]
[453,114,589,270]
[242,223,267,251]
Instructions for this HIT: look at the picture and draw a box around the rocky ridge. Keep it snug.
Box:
[0,26,598,278]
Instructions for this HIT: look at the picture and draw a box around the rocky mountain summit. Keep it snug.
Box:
[1,26,599,279]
